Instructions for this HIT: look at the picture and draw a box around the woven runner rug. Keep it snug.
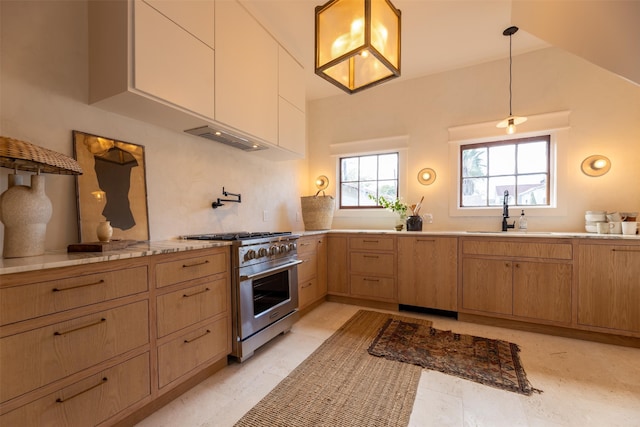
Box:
[234,310,429,427]
[368,318,541,396]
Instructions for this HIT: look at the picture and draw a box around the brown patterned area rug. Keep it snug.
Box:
[234,310,429,427]
[368,318,541,396]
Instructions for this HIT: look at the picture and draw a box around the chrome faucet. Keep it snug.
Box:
[502,190,515,231]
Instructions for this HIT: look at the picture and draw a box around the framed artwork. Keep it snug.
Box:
[73,130,149,242]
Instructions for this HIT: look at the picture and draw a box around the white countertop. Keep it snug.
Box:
[0,239,232,276]
[2,230,638,275]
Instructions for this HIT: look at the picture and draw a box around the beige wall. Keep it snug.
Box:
[0,1,307,256]
[307,47,640,232]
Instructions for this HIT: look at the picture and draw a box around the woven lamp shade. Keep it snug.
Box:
[0,136,82,175]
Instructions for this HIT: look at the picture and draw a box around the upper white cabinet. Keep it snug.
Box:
[214,0,278,145]
[143,0,215,48]
[278,47,306,156]
[89,0,215,122]
[89,0,306,159]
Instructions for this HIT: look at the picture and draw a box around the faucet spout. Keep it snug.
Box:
[502,190,515,231]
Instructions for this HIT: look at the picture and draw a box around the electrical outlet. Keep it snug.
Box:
[263,210,269,222]
[296,211,302,222]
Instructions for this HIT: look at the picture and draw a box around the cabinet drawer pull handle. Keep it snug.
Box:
[363,255,379,259]
[363,278,380,282]
[301,282,313,288]
[182,260,209,268]
[612,249,640,253]
[299,242,311,246]
[363,240,379,243]
[54,318,106,336]
[183,287,210,298]
[184,329,211,343]
[56,377,108,403]
[53,279,105,292]
[515,263,520,268]
[416,239,435,242]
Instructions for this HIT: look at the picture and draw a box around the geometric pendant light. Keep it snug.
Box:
[315,0,401,94]
[496,26,527,134]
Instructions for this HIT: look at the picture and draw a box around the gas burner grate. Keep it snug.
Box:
[182,231,292,241]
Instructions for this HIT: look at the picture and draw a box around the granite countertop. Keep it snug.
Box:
[0,239,232,276]
[2,230,638,275]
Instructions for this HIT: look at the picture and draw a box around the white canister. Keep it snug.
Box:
[621,222,638,236]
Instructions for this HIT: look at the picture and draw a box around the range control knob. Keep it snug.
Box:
[288,243,296,251]
[258,248,268,257]
[245,250,257,260]
[269,245,279,255]
[280,244,288,253]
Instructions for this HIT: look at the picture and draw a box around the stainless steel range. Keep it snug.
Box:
[182,232,301,361]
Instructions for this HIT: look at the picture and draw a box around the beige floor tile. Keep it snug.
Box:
[136,302,640,427]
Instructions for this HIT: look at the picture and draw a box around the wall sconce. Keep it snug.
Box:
[315,0,401,94]
[315,175,329,195]
[581,155,611,177]
[0,136,82,258]
[417,168,436,185]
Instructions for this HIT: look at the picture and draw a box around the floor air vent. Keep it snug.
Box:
[185,126,267,152]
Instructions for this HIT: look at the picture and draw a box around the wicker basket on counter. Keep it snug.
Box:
[300,195,335,230]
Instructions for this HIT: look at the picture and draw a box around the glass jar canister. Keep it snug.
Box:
[406,215,423,231]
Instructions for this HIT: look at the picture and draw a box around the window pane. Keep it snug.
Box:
[378,153,398,179]
[461,177,487,206]
[378,180,397,200]
[359,155,378,181]
[339,152,399,209]
[341,157,359,182]
[460,136,550,208]
[360,181,377,205]
[341,182,359,206]
[518,141,547,174]
[489,144,515,176]
[488,176,516,206]
[517,174,547,205]
[462,147,487,177]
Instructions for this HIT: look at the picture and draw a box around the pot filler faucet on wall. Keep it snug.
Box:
[502,190,516,232]
[212,187,241,209]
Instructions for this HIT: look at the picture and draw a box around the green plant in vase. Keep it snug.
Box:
[368,195,409,230]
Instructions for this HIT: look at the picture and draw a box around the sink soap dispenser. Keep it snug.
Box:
[518,209,528,230]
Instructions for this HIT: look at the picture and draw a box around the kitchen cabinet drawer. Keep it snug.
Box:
[299,278,318,309]
[0,301,149,403]
[350,252,395,276]
[156,249,227,288]
[297,237,318,255]
[462,239,572,260]
[297,254,317,283]
[156,276,228,337]
[157,317,229,388]
[0,353,150,427]
[0,265,148,326]
[350,275,395,301]
[350,236,395,251]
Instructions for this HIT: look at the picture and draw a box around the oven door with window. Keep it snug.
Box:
[237,261,300,340]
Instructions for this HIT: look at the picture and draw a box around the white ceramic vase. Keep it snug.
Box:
[97,220,113,242]
[0,174,53,258]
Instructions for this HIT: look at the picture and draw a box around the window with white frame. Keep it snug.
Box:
[460,135,550,207]
[339,152,399,208]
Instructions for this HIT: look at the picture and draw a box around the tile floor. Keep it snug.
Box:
[136,302,640,427]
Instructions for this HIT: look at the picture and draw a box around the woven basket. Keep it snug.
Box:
[301,195,335,230]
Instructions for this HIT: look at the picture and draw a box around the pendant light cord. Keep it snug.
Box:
[509,32,513,116]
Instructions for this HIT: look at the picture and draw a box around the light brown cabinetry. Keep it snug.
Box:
[0,258,151,426]
[397,236,458,311]
[327,234,397,303]
[297,235,328,310]
[0,246,231,426]
[460,238,573,325]
[578,243,640,335]
[153,248,231,391]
